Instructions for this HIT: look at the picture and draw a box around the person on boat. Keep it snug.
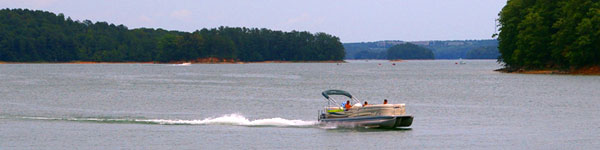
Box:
[344,100,352,111]
[363,101,368,106]
[383,99,388,104]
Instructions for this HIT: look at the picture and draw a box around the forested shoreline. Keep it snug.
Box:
[344,40,498,60]
[0,9,345,63]
[497,0,600,72]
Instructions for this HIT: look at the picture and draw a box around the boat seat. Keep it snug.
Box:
[326,107,343,113]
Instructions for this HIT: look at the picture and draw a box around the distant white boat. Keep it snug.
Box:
[456,58,466,65]
[175,62,192,66]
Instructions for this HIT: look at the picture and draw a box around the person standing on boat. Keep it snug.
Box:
[363,101,368,106]
[344,100,352,111]
[383,99,388,104]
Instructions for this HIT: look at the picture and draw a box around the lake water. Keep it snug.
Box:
[1,60,599,149]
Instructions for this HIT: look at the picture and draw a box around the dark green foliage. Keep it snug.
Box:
[386,43,434,60]
[0,9,345,62]
[466,46,500,59]
[498,0,600,69]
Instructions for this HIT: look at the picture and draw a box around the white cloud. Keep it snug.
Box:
[0,0,59,8]
[170,9,192,21]
[280,13,325,30]
[286,13,310,25]
[138,15,153,23]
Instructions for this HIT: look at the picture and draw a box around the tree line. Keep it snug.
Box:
[387,43,434,60]
[425,40,498,59]
[498,0,600,70]
[465,46,500,59]
[346,43,435,60]
[0,9,345,62]
[344,40,498,59]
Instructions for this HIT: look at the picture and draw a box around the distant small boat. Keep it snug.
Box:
[175,62,192,66]
[456,58,466,65]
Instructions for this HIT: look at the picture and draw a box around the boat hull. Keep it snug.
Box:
[319,115,413,128]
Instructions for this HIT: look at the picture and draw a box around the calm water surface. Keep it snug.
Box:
[1,60,599,149]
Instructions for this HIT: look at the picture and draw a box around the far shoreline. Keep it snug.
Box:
[0,60,346,64]
[495,66,600,75]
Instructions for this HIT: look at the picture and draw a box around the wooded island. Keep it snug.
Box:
[0,9,345,63]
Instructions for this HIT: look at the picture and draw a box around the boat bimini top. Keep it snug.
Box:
[321,89,361,107]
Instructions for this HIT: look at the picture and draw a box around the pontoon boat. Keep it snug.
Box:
[318,90,413,128]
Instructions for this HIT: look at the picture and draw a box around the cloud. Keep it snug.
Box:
[286,13,311,25]
[138,15,153,23]
[282,13,325,30]
[0,0,59,8]
[170,9,192,21]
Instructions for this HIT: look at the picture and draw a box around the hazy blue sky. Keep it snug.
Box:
[2,0,506,42]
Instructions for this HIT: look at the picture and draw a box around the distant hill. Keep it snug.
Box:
[387,43,434,60]
[344,39,498,59]
[465,46,500,59]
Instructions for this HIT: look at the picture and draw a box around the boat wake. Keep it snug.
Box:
[12,114,317,128]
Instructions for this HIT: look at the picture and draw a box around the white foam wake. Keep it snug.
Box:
[143,114,317,127]
[16,114,317,127]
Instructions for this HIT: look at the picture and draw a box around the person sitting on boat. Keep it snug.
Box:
[344,100,352,111]
[383,99,388,104]
[363,101,368,106]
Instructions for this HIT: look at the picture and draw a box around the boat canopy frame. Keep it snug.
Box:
[321,89,361,107]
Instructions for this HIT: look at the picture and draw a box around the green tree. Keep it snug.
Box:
[0,8,346,63]
[498,0,600,70]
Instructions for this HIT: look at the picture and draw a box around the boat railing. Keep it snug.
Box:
[322,104,407,118]
[318,109,322,121]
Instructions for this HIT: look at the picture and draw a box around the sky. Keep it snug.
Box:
[1,0,507,42]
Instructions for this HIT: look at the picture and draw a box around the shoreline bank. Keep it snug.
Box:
[495,66,600,75]
[0,60,346,64]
